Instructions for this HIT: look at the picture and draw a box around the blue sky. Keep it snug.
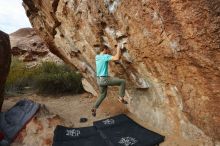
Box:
[0,0,31,34]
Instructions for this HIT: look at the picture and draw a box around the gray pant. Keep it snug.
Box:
[94,77,125,109]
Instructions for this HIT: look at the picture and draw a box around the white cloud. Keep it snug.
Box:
[0,0,31,34]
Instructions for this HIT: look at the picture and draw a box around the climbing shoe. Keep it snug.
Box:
[91,108,96,117]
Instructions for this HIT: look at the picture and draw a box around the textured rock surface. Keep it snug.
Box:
[10,28,62,66]
[0,31,11,110]
[12,105,63,146]
[22,0,220,143]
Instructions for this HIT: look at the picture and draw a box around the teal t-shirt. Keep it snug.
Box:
[96,54,112,76]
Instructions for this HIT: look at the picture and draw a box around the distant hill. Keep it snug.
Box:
[9,28,62,66]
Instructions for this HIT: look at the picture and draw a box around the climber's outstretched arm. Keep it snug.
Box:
[111,45,121,61]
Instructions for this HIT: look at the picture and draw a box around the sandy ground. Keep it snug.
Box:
[2,92,128,127]
[2,91,210,146]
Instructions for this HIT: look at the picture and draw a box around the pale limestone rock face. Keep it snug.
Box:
[22,0,220,143]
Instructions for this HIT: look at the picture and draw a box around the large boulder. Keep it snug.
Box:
[22,0,220,143]
[0,31,11,110]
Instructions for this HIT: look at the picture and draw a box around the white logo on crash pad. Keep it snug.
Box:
[118,137,138,146]
[102,119,115,125]
[66,129,80,137]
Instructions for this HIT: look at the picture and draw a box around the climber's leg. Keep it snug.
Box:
[93,85,108,109]
[107,77,127,104]
[107,77,125,97]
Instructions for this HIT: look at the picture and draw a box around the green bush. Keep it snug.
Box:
[5,58,36,93]
[5,58,84,95]
[34,62,84,94]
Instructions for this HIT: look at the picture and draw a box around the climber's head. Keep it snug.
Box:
[100,44,110,54]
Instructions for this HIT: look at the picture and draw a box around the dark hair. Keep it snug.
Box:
[102,44,109,50]
[99,44,109,53]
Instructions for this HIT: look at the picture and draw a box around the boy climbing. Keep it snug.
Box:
[91,44,128,117]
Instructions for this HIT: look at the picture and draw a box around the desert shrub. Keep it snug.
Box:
[5,58,84,95]
[5,57,36,93]
[34,62,84,94]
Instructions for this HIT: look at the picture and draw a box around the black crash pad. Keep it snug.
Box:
[52,125,108,146]
[94,114,165,146]
[0,99,39,145]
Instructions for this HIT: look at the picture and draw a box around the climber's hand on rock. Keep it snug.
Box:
[115,44,124,50]
[117,44,124,49]
[120,44,124,49]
